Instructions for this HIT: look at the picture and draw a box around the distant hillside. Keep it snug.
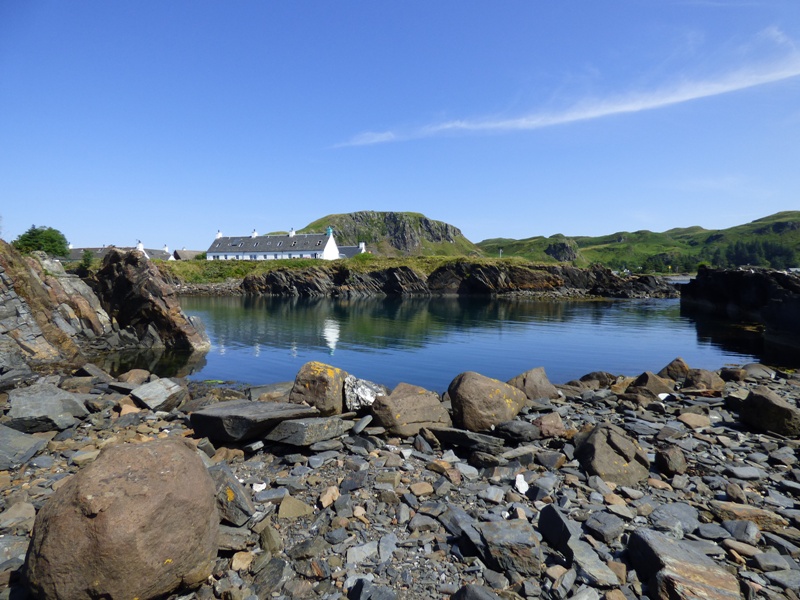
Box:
[301,211,480,257]
[478,211,800,272]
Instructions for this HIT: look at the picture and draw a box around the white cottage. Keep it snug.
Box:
[206,227,341,261]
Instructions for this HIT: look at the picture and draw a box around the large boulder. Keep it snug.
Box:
[739,386,800,437]
[449,372,528,432]
[371,383,451,437]
[574,423,650,486]
[507,367,560,400]
[93,249,211,352]
[25,438,218,600]
[288,361,347,416]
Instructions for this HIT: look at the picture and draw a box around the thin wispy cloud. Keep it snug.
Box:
[338,30,800,147]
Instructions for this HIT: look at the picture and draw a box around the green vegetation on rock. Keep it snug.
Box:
[12,225,70,257]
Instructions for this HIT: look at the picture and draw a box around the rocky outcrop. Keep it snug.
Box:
[0,241,210,385]
[91,249,211,352]
[309,210,476,255]
[242,261,678,299]
[681,266,800,348]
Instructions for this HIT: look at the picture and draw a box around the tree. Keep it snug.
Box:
[12,225,70,257]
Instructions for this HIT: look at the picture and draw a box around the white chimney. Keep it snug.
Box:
[163,244,169,253]
[289,228,296,238]
[251,229,258,238]
[136,240,144,252]
[358,242,366,253]
[216,230,223,239]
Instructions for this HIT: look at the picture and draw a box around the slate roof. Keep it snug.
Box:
[207,233,330,254]
[173,249,202,261]
[338,246,365,259]
[66,246,173,262]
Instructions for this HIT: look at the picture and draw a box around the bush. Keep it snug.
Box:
[12,225,69,257]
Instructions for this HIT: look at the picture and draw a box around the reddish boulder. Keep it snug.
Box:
[25,439,218,600]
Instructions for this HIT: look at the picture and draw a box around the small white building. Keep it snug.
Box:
[206,227,343,261]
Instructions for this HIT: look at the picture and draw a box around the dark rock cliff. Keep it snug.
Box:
[681,266,800,347]
[242,262,678,299]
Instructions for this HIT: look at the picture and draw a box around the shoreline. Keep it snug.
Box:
[4,355,800,599]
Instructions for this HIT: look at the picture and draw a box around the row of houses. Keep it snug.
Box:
[67,228,366,263]
[205,227,365,261]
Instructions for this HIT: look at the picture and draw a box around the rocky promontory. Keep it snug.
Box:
[2,357,800,599]
[0,242,209,389]
[240,262,678,299]
[681,266,800,348]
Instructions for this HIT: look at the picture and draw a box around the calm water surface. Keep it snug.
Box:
[175,296,793,393]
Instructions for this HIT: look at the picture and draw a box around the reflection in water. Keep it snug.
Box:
[322,318,340,355]
[173,296,783,392]
[89,347,208,379]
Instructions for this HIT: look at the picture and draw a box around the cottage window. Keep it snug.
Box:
[316,240,322,246]
[277,241,283,247]
[291,241,297,247]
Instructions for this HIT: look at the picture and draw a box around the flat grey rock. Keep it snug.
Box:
[264,416,353,446]
[131,378,186,412]
[7,383,87,432]
[189,400,319,442]
[628,528,740,600]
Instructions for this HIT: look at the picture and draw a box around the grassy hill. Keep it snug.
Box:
[478,211,800,272]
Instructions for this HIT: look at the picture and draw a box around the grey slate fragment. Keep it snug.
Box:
[450,584,503,600]
[427,427,505,454]
[752,552,791,572]
[762,531,800,557]
[584,511,625,543]
[567,539,620,588]
[649,502,700,535]
[475,519,542,576]
[0,424,47,470]
[628,528,741,600]
[340,470,368,492]
[130,378,187,412]
[347,578,397,600]
[189,400,319,442]
[725,465,765,480]
[723,519,761,545]
[438,504,486,556]
[347,540,379,564]
[264,416,353,446]
[209,462,256,526]
[7,383,88,432]
[763,569,800,589]
[538,504,582,557]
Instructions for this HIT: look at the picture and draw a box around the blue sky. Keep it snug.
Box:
[1,1,799,251]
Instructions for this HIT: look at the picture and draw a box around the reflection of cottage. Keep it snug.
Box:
[206,227,366,261]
